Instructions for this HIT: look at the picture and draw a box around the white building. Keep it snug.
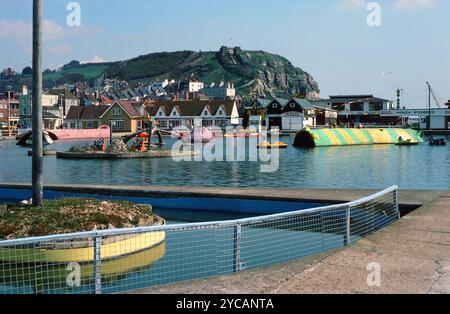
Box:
[188,81,204,93]
[151,79,174,90]
[202,82,236,99]
[146,99,240,130]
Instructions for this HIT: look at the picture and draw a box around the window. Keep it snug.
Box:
[369,102,383,111]
[159,111,163,116]
[70,122,77,129]
[204,111,208,116]
[86,121,94,129]
[172,111,177,116]
[350,102,364,112]
[290,103,295,108]
[202,119,214,127]
[168,120,181,128]
[272,104,277,108]
[215,119,228,128]
[331,103,345,111]
[159,120,168,128]
[0,113,3,118]
[218,110,224,115]
[112,108,122,115]
[110,120,124,131]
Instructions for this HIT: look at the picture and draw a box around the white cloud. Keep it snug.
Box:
[0,19,65,42]
[392,0,436,9]
[0,20,29,39]
[42,20,65,41]
[80,56,107,64]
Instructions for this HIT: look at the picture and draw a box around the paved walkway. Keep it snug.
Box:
[134,192,450,294]
[0,183,442,210]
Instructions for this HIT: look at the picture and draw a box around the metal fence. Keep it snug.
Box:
[0,186,399,294]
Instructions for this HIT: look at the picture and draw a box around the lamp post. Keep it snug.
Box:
[427,82,431,130]
[32,0,43,206]
[60,93,64,128]
[7,90,11,137]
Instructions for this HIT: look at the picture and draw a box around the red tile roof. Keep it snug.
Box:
[114,100,142,117]
[66,105,110,120]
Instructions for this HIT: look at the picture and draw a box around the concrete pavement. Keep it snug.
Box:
[133,192,450,294]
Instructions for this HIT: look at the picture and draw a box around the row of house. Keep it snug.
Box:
[64,99,240,133]
[0,96,19,128]
[91,76,237,103]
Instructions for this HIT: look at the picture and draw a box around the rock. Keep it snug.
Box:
[137,204,153,214]
[138,217,154,227]
[108,140,129,153]
[0,205,7,217]
[19,199,32,206]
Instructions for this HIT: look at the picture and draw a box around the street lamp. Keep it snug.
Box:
[59,93,65,129]
[6,89,12,137]
[426,82,431,130]
[32,0,43,206]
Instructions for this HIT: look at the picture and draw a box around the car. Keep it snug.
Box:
[0,122,8,128]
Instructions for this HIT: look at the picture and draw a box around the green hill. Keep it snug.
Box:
[6,47,320,98]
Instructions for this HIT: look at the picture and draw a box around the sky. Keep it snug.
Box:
[0,0,449,107]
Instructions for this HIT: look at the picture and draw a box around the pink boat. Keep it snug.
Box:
[178,127,216,144]
[46,125,110,141]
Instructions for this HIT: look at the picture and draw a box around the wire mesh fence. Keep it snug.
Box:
[0,186,398,294]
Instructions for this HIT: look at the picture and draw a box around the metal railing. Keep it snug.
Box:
[0,186,399,294]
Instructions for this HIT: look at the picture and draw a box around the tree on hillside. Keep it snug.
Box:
[22,67,33,76]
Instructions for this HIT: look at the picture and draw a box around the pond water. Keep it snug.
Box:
[0,135,449,190]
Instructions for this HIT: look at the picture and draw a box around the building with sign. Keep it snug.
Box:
[380,108,450,130]
[325,95,397,126]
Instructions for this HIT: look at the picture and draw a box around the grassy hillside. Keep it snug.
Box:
[4,48,320,98]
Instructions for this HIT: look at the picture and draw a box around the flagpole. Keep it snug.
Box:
[32,0,43,206]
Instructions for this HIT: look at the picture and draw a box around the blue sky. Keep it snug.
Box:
[1,0,449,107]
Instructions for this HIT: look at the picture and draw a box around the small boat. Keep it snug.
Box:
[224,132,260,138]
[0,220,166,264]
[429,138,446,146]
[395,138,419,146]
[16,130,57,147]
[179,127,216,144]
[257,141,289,149]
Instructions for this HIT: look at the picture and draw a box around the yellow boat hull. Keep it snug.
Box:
[0,230,166,263]
[257,141,289,149]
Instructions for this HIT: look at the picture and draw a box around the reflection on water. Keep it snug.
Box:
[0,241,166,294]
[0,136,449,190]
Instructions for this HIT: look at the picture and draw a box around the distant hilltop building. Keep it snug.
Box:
[219,46,242,58]
[218,46,243,65]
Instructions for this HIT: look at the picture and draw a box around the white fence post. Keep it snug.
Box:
[345,205,351,246]
[93,236,102,294]
[394,188,400,220]
[233,223,242,272]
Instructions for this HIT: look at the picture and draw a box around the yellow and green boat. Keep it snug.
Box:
[293,128,424,148]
